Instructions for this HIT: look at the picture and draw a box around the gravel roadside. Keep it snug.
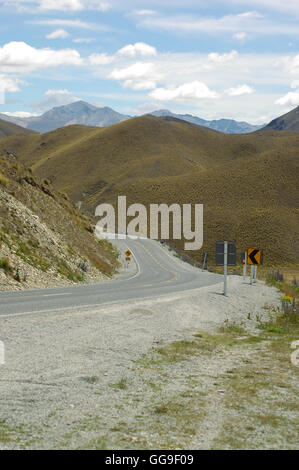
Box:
[0,275,286,449]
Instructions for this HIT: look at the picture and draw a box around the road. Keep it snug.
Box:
[0,237,223,318]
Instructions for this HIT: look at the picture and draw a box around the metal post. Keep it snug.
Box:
[243,254,247,281]
[202,253,207,272]
[250,265,254,285]
[253,265,257,283]
[223,241,228,296]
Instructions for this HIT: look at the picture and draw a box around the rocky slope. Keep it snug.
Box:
[0,150,119,291]
[264,105,299,131]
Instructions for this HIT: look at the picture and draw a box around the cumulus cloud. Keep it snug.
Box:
[123,79,156,90]
[46,29,69,39]
[110,62,155,80]
[0,74,23,92]
[233,32,247,40]
[277,54,299,76]
[0,41,83,73]
[149,81,219,101]
[275,91,299,106]
[226,84,254,96]
[89,52,114,65]
[30,88,79,112]
[208,50,238,63]
[117,42,157,58]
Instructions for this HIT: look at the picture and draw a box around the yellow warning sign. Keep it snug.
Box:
[247,248,262,265]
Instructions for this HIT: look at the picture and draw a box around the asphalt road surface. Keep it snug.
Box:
[0,237,223,318]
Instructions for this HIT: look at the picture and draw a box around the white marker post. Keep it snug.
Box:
[223,241,228,296]
[243,254,247,281]
[254,265,258,283]
[0,341,4,365]
[250,265,254,285]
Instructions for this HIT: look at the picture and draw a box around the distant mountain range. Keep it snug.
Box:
[0,100,265,134]
[264,105,299,132]
[150,109,264,133]
[0,101,130,133]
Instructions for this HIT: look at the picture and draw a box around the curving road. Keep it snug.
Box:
[0,237,223,318]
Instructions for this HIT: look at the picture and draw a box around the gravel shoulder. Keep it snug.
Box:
[0,275,298,449]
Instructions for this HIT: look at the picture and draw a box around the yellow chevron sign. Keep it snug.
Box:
[247,248,262,265]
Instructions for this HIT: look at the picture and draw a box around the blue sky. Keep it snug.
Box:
[1,0,299,123]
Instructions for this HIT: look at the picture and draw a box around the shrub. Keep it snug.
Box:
[0,173,9,187]
[0,258,13,275]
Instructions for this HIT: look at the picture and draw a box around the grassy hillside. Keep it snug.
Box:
[1,115,299,266]
[0,149,119,291]
[0,118,35,139]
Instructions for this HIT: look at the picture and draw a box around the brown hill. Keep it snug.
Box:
[0,118,35,139]
[1,116,299,266]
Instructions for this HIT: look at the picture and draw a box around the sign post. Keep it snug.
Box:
[241,251,247,280]
[125,250,132,268]
[202,252,208,271]
[223,241,228,296]
[216,241,236,297]
[250,265,254,285]
[247,248,263,285]
[254,265,258,283]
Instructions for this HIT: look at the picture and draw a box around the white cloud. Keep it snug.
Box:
[30,89,79,112]
[133,9,157,16]
[208,50,238,63]
[124,79,156,90]
[0,74,23,92]
[277,54,299,76]
[110,62,155,80]
[0,41,83,73]
[39,0,83,10]
[226,84,254,96]
[233,32,247,40]
[8,0,112,12]
[2,110,38,117]
[237,10,263,18]
[291,80,299,89]
[139,11,299,36]
[45,89,71,96]
[149,81,219,101]
[73,37,94,43]
[117,42,157,58]
[275,91,299,106]
[89,52,114,65]
[46,29,69,39]
[228,0,299,15]
[28,19,98,30]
